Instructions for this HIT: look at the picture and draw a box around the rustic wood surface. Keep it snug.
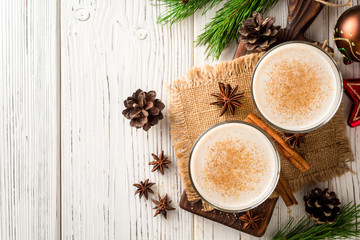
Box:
[1,0,360,239]
[0,0,60,239]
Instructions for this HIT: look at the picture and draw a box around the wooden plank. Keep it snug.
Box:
[192,2,288,240]
[193,3,242,239]
[328,0,360,209]
[265,2,360,239]
[258,4,290,239]
[0,0,60,239]
[270,3,332,239]
[60,0,193,239]
[272,2,360,239]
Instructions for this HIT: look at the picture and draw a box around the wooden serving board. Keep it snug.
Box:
[180,0,325,237]
[180,192,278,237]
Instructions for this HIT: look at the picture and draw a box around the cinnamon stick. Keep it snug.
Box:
[245,113,310,173]
[242,114,299,206]
[275,181,292,206]
[276,173,298,207]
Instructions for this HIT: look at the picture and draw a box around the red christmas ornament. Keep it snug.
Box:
[343,78,360,127]
[334,5,360,65]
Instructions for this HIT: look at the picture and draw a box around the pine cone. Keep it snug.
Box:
[313,41,335,58]
[304,188,341,224]
[239,12,280,53]
[122,89,165,131]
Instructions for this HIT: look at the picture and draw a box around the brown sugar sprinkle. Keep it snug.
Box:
[202,136,267,198]
[265,59,331,123]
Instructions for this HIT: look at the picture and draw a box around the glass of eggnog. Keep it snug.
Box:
[251,41,343,133]
[188,121,280,212]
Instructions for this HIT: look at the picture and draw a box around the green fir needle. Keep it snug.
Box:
[195,0,279,60]
[153,0,279,60]
[272,202,360,240]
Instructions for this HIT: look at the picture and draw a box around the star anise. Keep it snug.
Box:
[239,210,262,230]
[210,82,245,117]
[149,151,171,175]
[284,133,306,149]
[152,194,175,219]
[133,179,155,200]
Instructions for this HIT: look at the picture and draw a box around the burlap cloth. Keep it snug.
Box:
[168,52,354,211]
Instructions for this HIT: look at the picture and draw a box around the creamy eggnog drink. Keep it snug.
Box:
[189,122,280,212]
[252,42,342,132]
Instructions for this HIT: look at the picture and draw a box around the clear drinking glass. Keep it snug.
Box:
[251,41,343,134]
[188,121,281,213]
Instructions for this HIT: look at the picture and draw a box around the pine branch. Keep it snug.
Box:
[272,202,360,240]
[154,0,223,24]
[195,0,279,60]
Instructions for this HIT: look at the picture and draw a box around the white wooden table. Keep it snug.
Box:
[1,0,359,239]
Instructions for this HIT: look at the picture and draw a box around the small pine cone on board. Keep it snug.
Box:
[304,188,341,224]
[239,11,280,53]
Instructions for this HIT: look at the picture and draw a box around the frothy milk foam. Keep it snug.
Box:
[252,43,341,132]
[190,123,279,211]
